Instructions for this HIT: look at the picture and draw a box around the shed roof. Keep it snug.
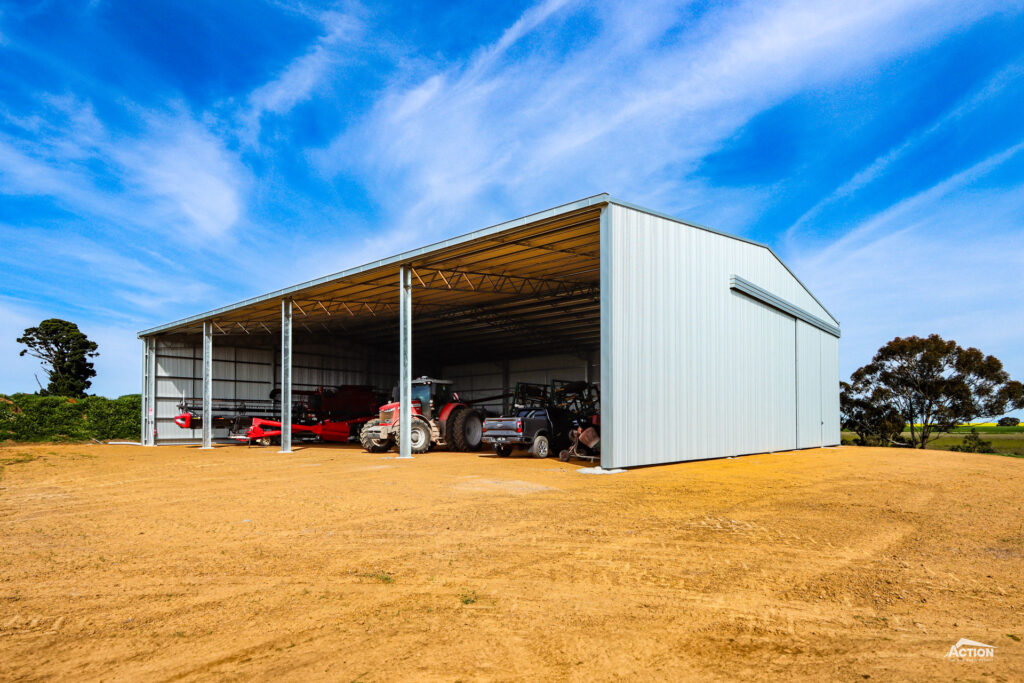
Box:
[139,194,836,362]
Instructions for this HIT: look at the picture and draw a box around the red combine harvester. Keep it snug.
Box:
[359,377,489,454]
[173,385,386,446]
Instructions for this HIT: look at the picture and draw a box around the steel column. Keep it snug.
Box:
[279,298,293,453]
[148,338,157,445]
[201,321,213,449]
[598,205,612,469]
[398,265,413,459]
[140,337,153,446]
[145,337,158,445]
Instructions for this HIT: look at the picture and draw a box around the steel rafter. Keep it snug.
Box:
[409,266,596,298]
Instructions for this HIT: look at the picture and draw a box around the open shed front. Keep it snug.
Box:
[139,194,841,469]
[139,196,606,461]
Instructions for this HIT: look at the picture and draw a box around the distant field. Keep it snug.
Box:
[947,425,1024,434]
[901,423,1024,434]
[842,431,1024,457]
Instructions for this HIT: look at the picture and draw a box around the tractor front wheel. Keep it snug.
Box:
[494,444,513,457]
[359,419,392,453]
[450,409,483,452]
[398,418,432,455]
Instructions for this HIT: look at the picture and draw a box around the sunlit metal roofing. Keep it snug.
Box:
[139,193,836,364]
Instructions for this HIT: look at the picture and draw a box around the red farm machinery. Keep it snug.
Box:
[173,385,387,446]
[359,377,490,454]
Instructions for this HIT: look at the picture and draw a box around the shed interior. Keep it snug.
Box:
[144,200,605,443]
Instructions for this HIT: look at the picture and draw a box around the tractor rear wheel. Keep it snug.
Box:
[450,408,483,452]
[398,417,432,454]
[359,419,392,453]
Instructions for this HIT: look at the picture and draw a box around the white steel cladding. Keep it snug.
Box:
[796,320,824,448]
[601,203,840,468]
[820,332,841,445]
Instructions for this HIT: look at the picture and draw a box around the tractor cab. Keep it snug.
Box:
[391,377,455,420]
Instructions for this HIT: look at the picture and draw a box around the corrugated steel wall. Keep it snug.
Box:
[602,204,840,468]
[820,332,841,444]
[152,337,396,442]
[796,320,823,448]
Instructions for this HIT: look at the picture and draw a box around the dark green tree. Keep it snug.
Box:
[840,380,905,446]
[17,319,99,397]
[847,334,1024,449]
[949,428,995,454]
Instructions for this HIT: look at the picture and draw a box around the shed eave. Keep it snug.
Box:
[138,193,611,337]
[138,192,839,337]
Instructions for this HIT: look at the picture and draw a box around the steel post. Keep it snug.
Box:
[279,298,293,453]
[141,338,152,446]
[144,337,158,446]
[598,205,612,469]
[399,265,413,459]
[201,321,213,449]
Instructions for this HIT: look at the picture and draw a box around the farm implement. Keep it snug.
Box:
[174,385,386,446]
[241,415,370,446]
[551,380,601,462]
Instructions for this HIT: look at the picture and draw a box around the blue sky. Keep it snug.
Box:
[1,0,1023,409]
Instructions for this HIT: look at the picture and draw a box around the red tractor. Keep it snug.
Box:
[359,377,485,454]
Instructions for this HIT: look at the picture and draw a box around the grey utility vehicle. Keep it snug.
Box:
[482,383,571,458]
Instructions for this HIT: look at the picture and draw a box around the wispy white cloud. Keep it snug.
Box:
[0,96,246,238]
[117,114,245,237]
[240,10,364,145]
[315,0,1014,251]
[0,225,216,313]
[801,141,1024,264]
[786,141,1024,386]
[785,61,1024,242]
[2,0,1022,400]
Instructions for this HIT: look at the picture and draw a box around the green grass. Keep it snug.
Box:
[0,452,40,481]
[842,432,1024,457]
[0,452,39,467]
[947,425,1024,434]
[924,435,1024,457]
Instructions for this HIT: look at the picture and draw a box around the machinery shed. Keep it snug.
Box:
[138,194,840,468]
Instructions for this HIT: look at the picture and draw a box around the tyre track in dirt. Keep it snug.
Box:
[1,442,1022,681]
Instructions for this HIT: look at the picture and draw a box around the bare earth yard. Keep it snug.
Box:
[1,442,1022,681]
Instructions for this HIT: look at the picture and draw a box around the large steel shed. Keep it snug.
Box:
[138,194,840,468]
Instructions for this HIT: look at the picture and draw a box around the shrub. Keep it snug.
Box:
[998,417,1021,427]
[949,428,995,454]
[0,393,140,442]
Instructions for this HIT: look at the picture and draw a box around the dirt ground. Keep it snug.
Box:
[1,442,1022,681]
